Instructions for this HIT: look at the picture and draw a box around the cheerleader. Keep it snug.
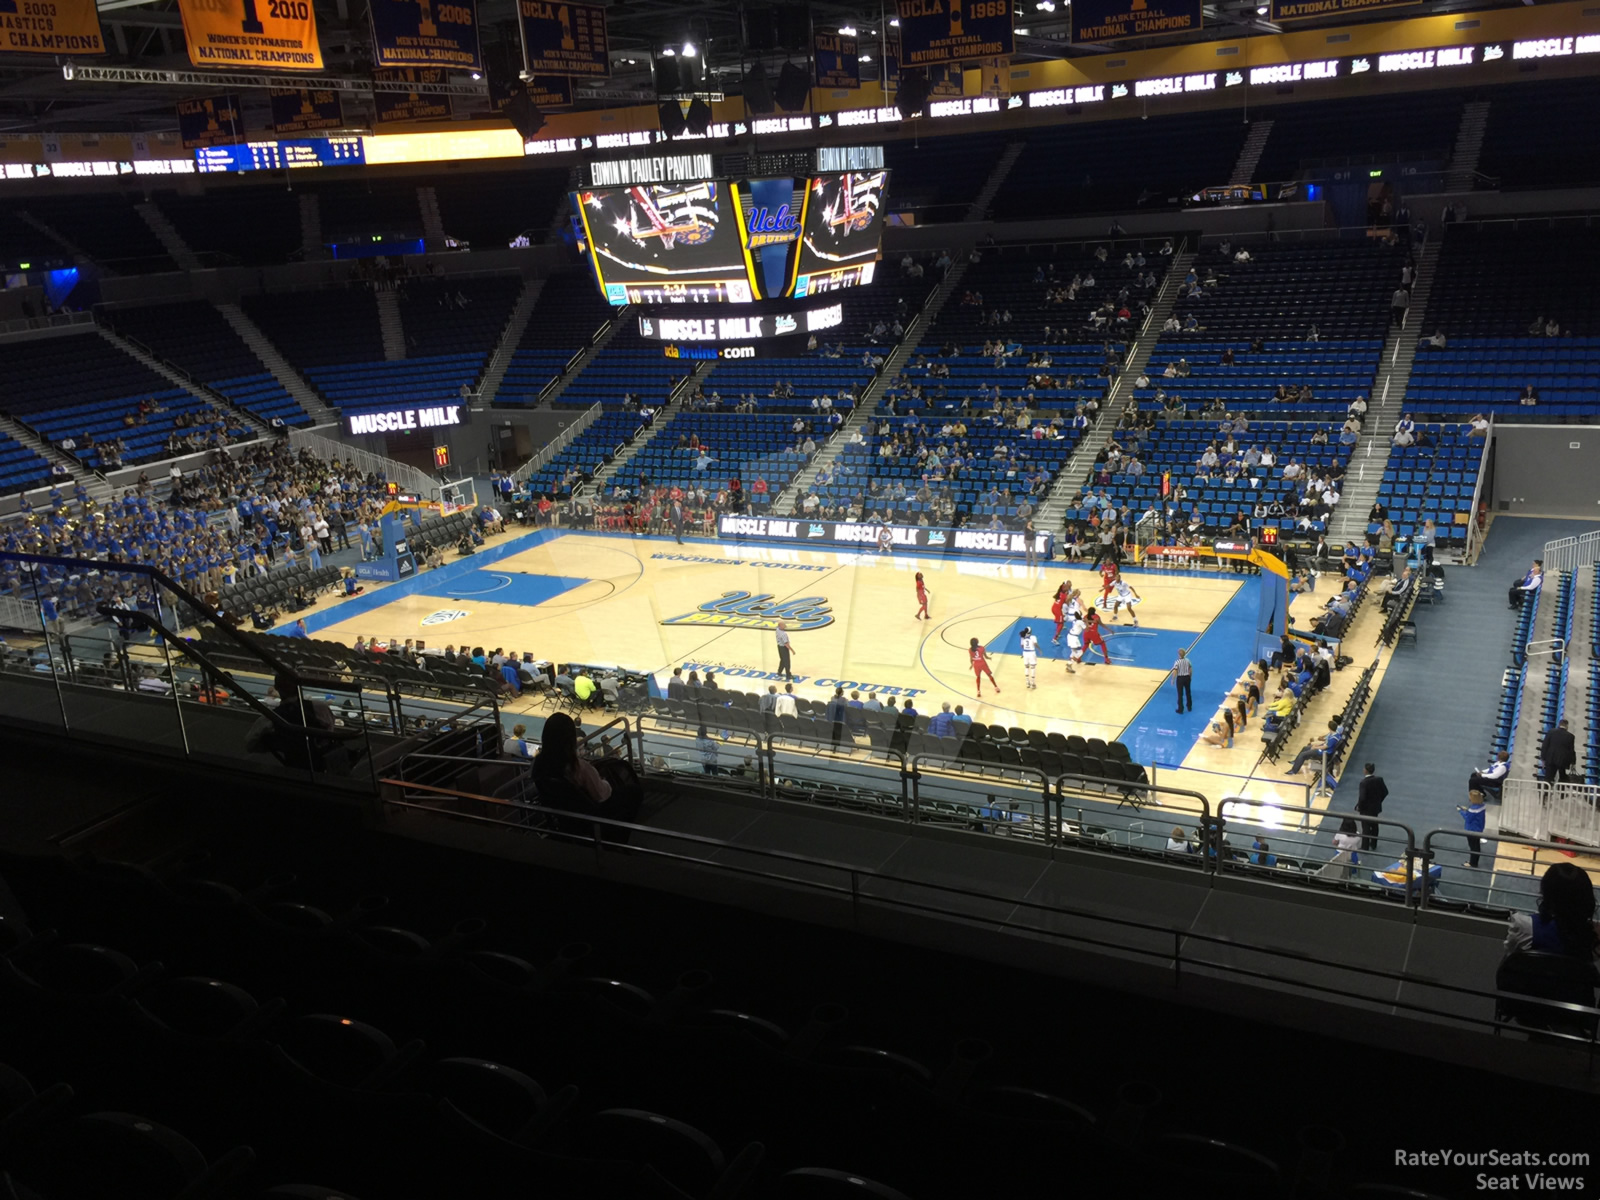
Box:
[1109,577,1142,626]
[969,637,1000,697]
[914,571,930,621]
[1019,626,1040,689]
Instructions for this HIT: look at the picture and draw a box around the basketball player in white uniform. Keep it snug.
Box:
[1109,578,1142,627]
[1064,615,1085,673]
[1019,626,1040,689]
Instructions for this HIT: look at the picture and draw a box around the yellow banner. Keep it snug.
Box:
[178,0,323,70]
[0,0,106,56]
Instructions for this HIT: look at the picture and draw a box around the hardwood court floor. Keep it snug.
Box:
[311,530,1246,745]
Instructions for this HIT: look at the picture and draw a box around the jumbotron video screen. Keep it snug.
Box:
[573,182,754,305]
[794,170,889,297]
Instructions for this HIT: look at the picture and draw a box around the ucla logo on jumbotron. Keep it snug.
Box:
[661,591,834,631]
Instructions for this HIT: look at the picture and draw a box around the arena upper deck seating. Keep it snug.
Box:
[608,412,810,505]
[883,131,1008,221]
[1063,420,1353,535]
[1251,91,1464,183]
[0,430,51,496]
[521,411,645,498]
[1407,226,1600,422]
[1140,342,1377,417]
[555,324,679,411]
[154,186,303,266]
[496,274,614,407]
[21,195,174,273]
[0,334,242,468]
[397,275,522,359]
[989,111,1247,220]
[313,179,425,242]
[106,301,311,427]
[242,287,385,372]
[1479,76,1600,190]
[1369,425,1482,549]
[432,166,572,248]
[0,207,64,270]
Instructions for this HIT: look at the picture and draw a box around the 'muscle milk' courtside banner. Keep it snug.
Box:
[369,0,482,71]
[1070,0,1200,43]
[0,0,106,56]
[518,0,608,78]
[895,0,1013,68]
[177,0,322,69]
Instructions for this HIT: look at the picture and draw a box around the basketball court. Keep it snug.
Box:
[289,525,1391,823]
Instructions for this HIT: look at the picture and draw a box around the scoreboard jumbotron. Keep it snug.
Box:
[570,146,888,306]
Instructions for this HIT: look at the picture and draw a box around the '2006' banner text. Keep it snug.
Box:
[1070,0,1200,44]
[369,0,482,71]
[177,0,322,69]
[518,0,608,77]
[0,0,106,56]
[895,0,1013,68]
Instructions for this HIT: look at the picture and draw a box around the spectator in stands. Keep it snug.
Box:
[1503,862,1600,962]
[1381,566,1414,614]
[533,711,615,807]
[1468,751,1510,796]
[1421,329,1447,350]
[1540,719,1577,785]
[1457,791,1489,868]
[1328,819,1362,879]
[1468,413,1490,438]
[1284,718,1344,777]
[1508,559,1543,609]
[1518,384,1539,406]
[1390,286,1410,328]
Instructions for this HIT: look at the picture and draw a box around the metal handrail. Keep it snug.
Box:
[379,776,1600,1056]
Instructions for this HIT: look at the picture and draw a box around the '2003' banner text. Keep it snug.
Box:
[895,0,1013,67]
[0,0,105,56]
[177,0,322,69]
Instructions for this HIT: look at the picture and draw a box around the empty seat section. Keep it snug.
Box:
[1252,91,1464,184]
[497,274,614,407]
[155,186,303,266]
[432,167,572,249]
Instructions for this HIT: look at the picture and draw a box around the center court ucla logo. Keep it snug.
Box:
[661,591,834,631]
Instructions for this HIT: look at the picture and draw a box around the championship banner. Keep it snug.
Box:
[369,0,482,71]
[176,0,322,69]
[518,0,609,78]
[814,29,860,89]
[881,32,901,91]
[927,64,963,97]
[895,0,1014,68]
[270,88,343,134]
[1269,0,1419,20]
[373,68,453,123]
[0,0,106,56]
[523,75,573,109]
[1070,0,1201,44]
[177,95,244,149]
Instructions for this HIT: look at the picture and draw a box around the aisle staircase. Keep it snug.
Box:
[772,258,973,517]
[0,412,100,494]
[966,142,1027,221]
[475,279,543,406]
[214,303,336,424]
[376,290,406,361]
[1444,100,1491,194]
[1033,247,1195,532]
[418,186,446,247]
[536,307,632,409]
[297,193,323,258]
[94,324,261,429]
[584,367,707,497]
[135,203,200,271]
[1330,238,1441,545]
[1229,120,1274,187]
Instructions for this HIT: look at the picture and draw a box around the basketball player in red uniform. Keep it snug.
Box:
[1081,607,1112,665]
[1050,584,1068,644]
[1099,560,1120,606]
[969,637,1000,697]
[914,571,930,621]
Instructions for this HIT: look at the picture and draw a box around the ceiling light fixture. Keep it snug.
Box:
[661,47,676,56]
[1037,0,1055,10]
[1015,26,1030,33]
[889,17,899,26]
[861,53,873,61]
[682,41,696,56]
[839,25,857,35]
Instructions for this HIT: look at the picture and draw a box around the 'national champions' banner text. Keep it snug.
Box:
[814,29,860,89]
[1269,0,1420,20]
[1070,0,1201,43]
[0,0,105,56]
[177,0,323,70]
[895,0,1013,67]
[369,0,482,71]
[270,88,343,134]
[372,68,453,123]
[519,0,609,77]
[177,94,244,149]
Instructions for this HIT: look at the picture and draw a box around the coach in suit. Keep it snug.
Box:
[1356,763,1388,851]
[1541,719,1577,784]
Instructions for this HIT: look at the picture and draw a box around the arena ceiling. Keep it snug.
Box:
[0,0,1524,133]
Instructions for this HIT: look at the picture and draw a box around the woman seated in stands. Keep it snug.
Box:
[1503,862,1600,962]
